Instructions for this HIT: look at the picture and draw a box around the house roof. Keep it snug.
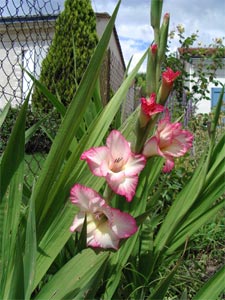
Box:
[0,14,58,24]
[178,47,225,58]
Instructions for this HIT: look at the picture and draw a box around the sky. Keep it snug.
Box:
[91,0,225,72]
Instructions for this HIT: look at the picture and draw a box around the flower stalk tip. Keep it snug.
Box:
[151,0,163,44]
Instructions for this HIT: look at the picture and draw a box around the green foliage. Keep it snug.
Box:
[1,1,225,299]
[0,106,60,154]
[166,28,225,110]
[32,0,98,111]
[135,72,147,97]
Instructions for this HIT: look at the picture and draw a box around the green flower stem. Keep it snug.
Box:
[103,184,115,203]
[134,116,158,153]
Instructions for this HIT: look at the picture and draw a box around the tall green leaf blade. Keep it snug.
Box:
[24,194,37,300]
[33,203,77,290]
[0,97,28,199]
[0,97,28,297]
[36,39,147,238]
[153,156,207,257]
[23,69,66,117]
[7,233,25,300]
[149,261,181,300]
[32,0,121,226]
[167,198,225,254]
[34,249,109,300]
[103,158,162,299]
[0,101,10,128]
[25,114,50,144]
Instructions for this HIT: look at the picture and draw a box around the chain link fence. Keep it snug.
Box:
[0,0,135,188]
[0,0,60,188]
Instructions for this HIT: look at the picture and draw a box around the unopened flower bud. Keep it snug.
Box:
[159,67,181,104]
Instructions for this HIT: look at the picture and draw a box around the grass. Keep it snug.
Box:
[165,207,225,299]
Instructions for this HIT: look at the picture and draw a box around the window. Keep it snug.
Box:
[211,87,225,112]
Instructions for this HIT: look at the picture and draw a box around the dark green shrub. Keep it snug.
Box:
[32,0,98,111]
[0,107,19,154]
[1,106,60,154]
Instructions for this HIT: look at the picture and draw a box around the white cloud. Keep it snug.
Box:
[92,0,225,71]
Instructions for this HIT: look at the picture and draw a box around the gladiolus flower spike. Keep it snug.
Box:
[81,130,146,202]
[141,93,164,118]
[143,113,193,172]
[70,184,138,250]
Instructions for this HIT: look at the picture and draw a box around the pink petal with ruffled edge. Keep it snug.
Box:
[110,208,138,238]
[143,136,163,158]
[89,222,120,249]
[70,184,105,210]
[106,130,131,163]
[163,138,188,157]
[176,131,193,147]
[163,158,174,173]
[141,94,164,117]
[81,146,111,177]
[106,172,138,202]
[70,212,85,232]
[124,154,146,177]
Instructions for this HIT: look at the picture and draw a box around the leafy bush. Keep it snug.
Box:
[32,0,98,111]
[0,106,60,154]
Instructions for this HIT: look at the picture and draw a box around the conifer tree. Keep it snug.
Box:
[32,0,98,111]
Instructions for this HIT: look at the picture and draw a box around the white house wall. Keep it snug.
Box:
[185,58,225,114]
[96,15,124,68]
[0,20,55,109]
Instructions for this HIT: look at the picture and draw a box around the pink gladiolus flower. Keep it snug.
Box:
[81,130,146,202]
[70,184,138,249]
[143,113,193,172]
[162,67,181,87]
[141,93,164,118]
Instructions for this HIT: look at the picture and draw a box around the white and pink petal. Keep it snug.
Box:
[90,222,120,249]
[162,157,175,173]
[80,146,110,176]
[107,172,138,202]
[143,136,161,158]
[70,212,85,232]
[110,208,138,238]
[124,154,146,177]
[106,130,131,163]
